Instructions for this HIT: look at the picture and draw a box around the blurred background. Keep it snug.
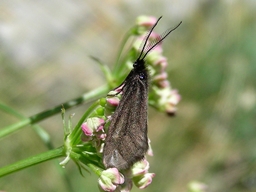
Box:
[0,0,255,191]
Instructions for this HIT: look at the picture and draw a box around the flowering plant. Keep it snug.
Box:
[0,15,180,192]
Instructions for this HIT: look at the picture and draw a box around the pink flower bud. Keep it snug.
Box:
[136,16,157,27]
[106,97,120,107]
[131,159,150,176]
[168,89,181,105]
[153,72,168,82]
[157,80,170,88]
[133,173,155,189]
[133,32,163,55]
[147,139,154,156]
[81,117,105,136]
[96,132,106,140]
[81,122,93,136]
[164,89,181,114]
[153,56,168,71]
[98,168,125,191]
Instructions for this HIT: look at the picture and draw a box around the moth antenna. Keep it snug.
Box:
[141,21,182,60]
[137,16,163,60]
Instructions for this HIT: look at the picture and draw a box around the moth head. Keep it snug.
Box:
[133,59,145,70]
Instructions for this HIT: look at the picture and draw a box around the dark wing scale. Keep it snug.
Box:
[103,68,149,170]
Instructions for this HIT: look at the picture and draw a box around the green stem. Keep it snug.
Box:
[0,103,54,149]
[90,56,114,87]
[87,163,103,176]
[29,85,108,124]
[0,146,65,177]
[113,27,134,76]
[0,118,31,138]
[0,102,24,119]
[0,85,109,138]
[0,103,73,191]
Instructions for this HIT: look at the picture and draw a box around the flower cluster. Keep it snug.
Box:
[81,117,106,152]
[79,15,180,192]
[80,89,121,153]
[98,168,125,191]
[134,15,181,116]
[98,159,155,191]
[81,87,155,191]
[131,159,155,189]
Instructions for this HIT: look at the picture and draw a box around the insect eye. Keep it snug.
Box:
[139,73,145,79]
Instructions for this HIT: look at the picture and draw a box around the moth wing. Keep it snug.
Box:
[103,78,148,170]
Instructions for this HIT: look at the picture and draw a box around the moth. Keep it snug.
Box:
[103,16,182,170]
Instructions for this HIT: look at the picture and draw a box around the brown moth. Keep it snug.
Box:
[103,17,182,170]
